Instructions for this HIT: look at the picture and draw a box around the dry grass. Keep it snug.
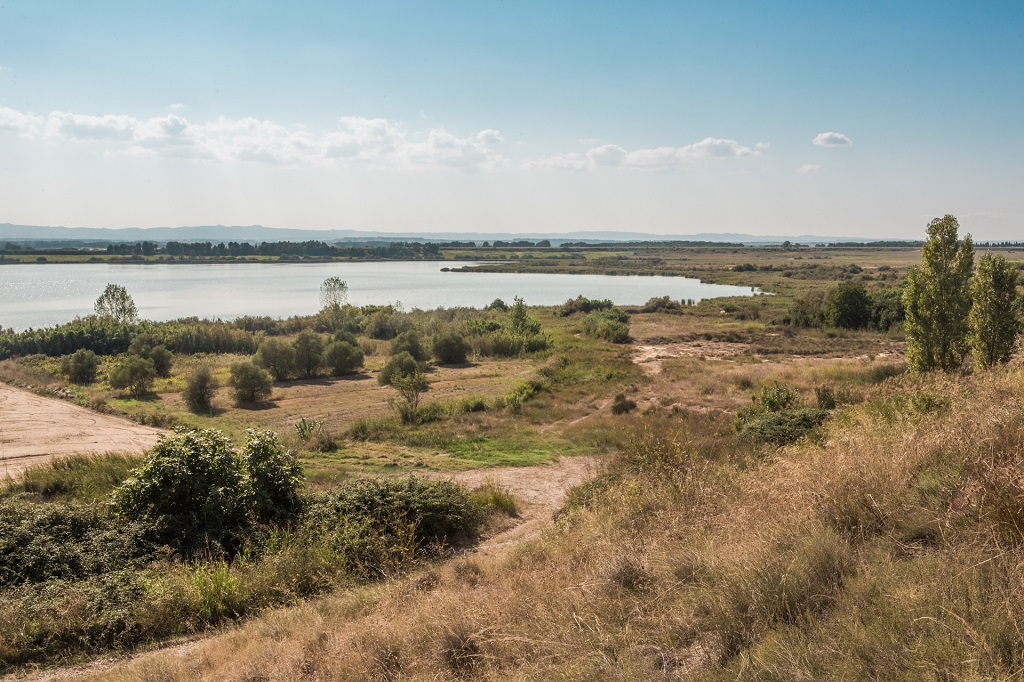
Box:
[55,363,1024,681]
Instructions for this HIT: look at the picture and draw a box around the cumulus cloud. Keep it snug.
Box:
[0,105,508,170]
[796,163,823,174]
[0,106,44,136]
[812,131,852,147]
[528,136,763,171]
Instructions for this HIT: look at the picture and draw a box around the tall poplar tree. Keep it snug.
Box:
[903,215,974,372]
[969,252,1023,369]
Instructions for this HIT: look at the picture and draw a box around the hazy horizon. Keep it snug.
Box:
[2,2,1021,240]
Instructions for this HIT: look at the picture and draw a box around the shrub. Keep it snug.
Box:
[484,298,509,312]
[787,290,825,328]
[611,393,637,414]
[432,331,471,364]
[738,408,829,445]
[390,371,429,423]
[389,330,428,362]
[255,337,296,381]
[183,365,217,413]
[128,333,173,377]
[292,331,325,378]
[324,340,364,376]
[229,362,273,404]
[365,308,412,340]
[557,295,614,317]
[378,351,421,386]
[824,281,873,329]
[583,309,631,343]
[108,355,156,398]
[110,429,302,556]
[61,348,100,384]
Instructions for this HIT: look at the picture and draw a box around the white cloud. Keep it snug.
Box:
[812,131,852,147]
[169,103,188,111]
[529,136,763,171]
[0,65,12,72]
[796,163,823,174]
[0,106,44,136]
[0,105,507,170]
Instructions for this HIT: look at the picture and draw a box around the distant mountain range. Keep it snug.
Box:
[0,223,895,246]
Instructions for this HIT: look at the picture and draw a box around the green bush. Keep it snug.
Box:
[324,340,364,376]
[108,355,156,398]
[738,408,829,445]
[390,330,429,362]
[255,337,296,381]
[583,309,631,343]
[183,365,217,413]
[128,333,173,377]
[61,348,100,384]
[378,351,421,386]
[558,295,614,317]
[292,330,325,379]
[229,361,273,404]
[432,331,472,364]
[110,429,302,556]
[824,281,873,330]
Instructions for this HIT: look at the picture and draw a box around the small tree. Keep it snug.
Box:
[823,281,873,329]
[319,277,349,330]
[390,329,428,362]
[432,331,472,364]
[508,296,541,335]
[183,365,218,413]
[969,252,1023,369]
[378,351,420,386]
[229,362,273,404]
[324,340,364,376]
[94,284,139,325]
[292,331,325,379]
[903,215,974,371]
[108,355,156,398]
[61,349,100,384]
[390,371,429,423]
[128,333,173,377]
[255,337,296,381]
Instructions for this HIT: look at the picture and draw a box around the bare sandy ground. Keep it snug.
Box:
[0,382,164,478]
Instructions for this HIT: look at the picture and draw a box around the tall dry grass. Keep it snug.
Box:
[67,366,1024,680]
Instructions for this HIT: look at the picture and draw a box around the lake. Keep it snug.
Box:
[1,262,760,331]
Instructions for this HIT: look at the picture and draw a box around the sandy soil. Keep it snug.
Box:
[0,382,164,478]
[632,341,750,375]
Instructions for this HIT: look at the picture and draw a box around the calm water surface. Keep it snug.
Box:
[1,262,759,331]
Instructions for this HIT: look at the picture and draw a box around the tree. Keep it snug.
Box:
[292,331,325,379]
[108,355,156,398]
[390,329,428,362]
[969,252,1023,369]
[128,334,173,377]
[823,281,873,329]
[319,277,349,331]
[432,331,472,364]
[255,337,296,381]
[61,349,100,384]
[94,284,139,324]
[903,215,974,372]
[378,351,420,386]
[390,371,429,423]
[183,365,218,413]
[324,340,364,376]
[229,361,273,403]
[508,296,541,335]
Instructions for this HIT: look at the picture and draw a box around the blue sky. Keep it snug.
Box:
[1,1,1022,238]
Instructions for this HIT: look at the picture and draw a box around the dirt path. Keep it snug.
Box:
[431,455,599,555]
[0,382,164,478]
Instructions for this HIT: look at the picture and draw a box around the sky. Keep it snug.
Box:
[1,1,1022,240]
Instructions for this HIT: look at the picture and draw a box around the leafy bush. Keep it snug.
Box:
[324,340,364,375]
[738,408,829,445]
[108,355,156,398]
[557,295,614,317]
[378,351,421,386]
[183,365,217,413]
[641,296,693,313]
[583,309,631,343]
[61,348,100,384]
[390,330,429,362]
[824,281,873,329]
[110,429,302,556]
[786,290,826,328]
[484,298,509,312]
[255,337,296,381]
[128,333,173,377]
[365,307,413,340]
[229,361,273,404]
[292,330,325,378]
[305,477,484,552]
[432,331,471,364]
[0,317,134,360]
